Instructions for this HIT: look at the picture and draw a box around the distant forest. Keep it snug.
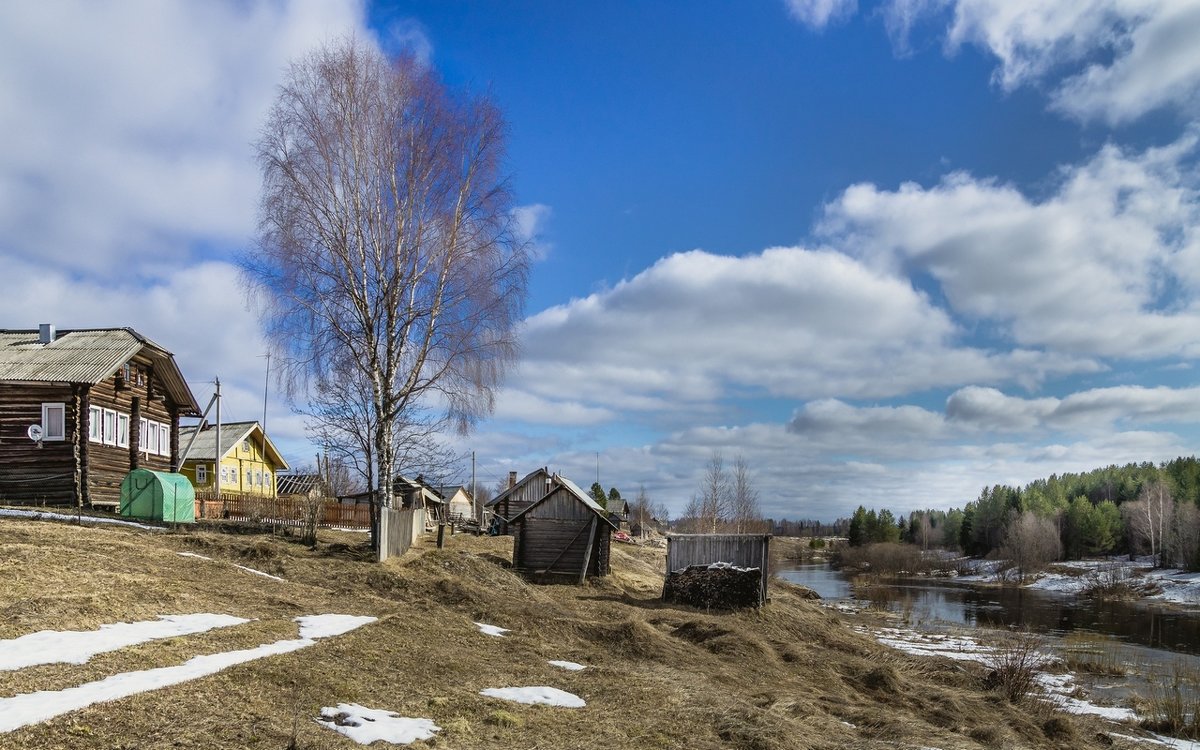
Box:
[786,456,1200,569]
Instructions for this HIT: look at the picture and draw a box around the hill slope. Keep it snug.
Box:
[0,517,1128,749]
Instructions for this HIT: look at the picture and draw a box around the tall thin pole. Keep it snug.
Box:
[472,450,478,526]
[596,452,600,486]
[260,353,271,497]
[214,377,222,499]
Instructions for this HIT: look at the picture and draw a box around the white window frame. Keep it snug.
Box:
[242,439,250,454]
[41,402,66,441]
[145,421,159,455]
[116,413,129,448]
[159,423,170,456]
[102,409,117,446]
[196,464,207,484]
[231,467,239,487]
[88,406,103,443]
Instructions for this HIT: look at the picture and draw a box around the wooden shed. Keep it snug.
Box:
[508,475,617,583]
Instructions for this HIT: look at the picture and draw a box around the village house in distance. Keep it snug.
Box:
[178,420,288,497]
[0,326,200,507]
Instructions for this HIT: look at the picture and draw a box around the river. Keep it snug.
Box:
[779,563,1200,658]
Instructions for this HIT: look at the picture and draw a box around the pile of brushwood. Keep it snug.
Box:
[663,562,762,609]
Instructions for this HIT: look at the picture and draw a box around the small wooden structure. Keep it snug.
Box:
[485,467,552,534]
[665,534,772,604]
[508,475,617,583]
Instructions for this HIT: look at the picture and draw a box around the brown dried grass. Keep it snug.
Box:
[0,514,1135,749]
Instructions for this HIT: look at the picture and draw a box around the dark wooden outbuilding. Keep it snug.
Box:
[508,475,617,583]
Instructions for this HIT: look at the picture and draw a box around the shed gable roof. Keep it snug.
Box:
[0,328,200,414]
[508,475,618,529]
[485,467,549,507]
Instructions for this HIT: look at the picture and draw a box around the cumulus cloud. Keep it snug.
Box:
[947,385,1200,433]
[821,135,1200,359]
[784,0,858,30]
[887,0,1200,124]
[0,0,368,274]
[494,245,1099,426]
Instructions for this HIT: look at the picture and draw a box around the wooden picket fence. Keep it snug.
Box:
[194,492,372,529]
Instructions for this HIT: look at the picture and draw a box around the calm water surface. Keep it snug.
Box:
[779,563,1200,658]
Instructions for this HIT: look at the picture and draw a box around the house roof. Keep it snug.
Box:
[276,473,321,496]
[0,328,200,414]
[434,485,471,500]
[485,467,549,507]
[507,475,618,529]
[396,475,445,504]
[177,421,288,469]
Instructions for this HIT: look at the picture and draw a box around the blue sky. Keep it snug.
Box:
[1,1,1198,519]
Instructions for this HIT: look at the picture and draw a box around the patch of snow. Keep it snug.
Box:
[316,703,439,745]
[0,508,163,531]
[297,615,378,639]
[0,614,376,733]
[0,614,249,672]
[548,660,586,671]
[177,551,214,561]
[707,562,758,572]
[177,551,285,582]
[474,621,509,637]
[232,564,284,581]
[480,686,586,708]
[869,627,995,663]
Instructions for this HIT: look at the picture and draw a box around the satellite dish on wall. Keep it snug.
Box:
[27,424,44,442]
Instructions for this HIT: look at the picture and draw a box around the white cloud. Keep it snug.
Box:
[821,135,1200,359]
[0,0,369,274]
[891,0,1200,124]
[511,204,554,261]
[494,245,1099,427]
[947,384,1200,432]
[784,0,858,30]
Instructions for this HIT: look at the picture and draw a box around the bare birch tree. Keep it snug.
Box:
[696,451,732,533]
[246,39,528,548]
[731,455,762,533]
[1124,480,1175,567]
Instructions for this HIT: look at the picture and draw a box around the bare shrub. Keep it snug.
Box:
[997,511,1061,583]
[1141,663,1200,739]
[836,543,927,577]
[1082,563,1144,601]
[984,631,1050,703]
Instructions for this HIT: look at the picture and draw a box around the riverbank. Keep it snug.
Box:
[0,514,1151,749]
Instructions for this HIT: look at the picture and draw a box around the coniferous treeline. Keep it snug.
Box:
[837,456,1200,569]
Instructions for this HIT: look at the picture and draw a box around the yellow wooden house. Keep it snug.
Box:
[177,421,288,496]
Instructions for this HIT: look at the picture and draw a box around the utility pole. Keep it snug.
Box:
[472,450,479,527]
[596,451,600,486]
[214,377,222,500]
[260,353,271,497]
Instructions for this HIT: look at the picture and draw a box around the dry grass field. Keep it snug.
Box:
[0,514,1143,749]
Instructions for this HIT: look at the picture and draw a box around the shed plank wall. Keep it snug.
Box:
[495,470,549,531]
[512,486,612,579]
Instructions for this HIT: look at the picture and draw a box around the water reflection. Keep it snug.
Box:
[779,564,1200,657]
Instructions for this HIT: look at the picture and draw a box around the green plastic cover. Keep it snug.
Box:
[119,468,196,523]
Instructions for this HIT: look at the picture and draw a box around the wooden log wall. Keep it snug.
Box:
[85,361,175,506]
[0,383,78,504]
[665,534,772,602]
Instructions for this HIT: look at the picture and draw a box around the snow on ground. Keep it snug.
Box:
[316,703,439,745]
[0,614,377,733]
[1142,569,1200,605]
[177,551,285,582]
[0,614,249,671]
[480,686,586,708]
[548,660,587,671]
[474,622,509,637]
[0,508,163,531]
[868,627,1139,723]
